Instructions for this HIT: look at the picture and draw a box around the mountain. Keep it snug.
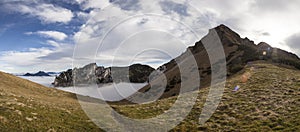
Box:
[124,24,300,101]
[0,71,101,131]
[23,71,50,77]
[53,63,155,87]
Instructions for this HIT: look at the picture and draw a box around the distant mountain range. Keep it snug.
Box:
[22,71,60,77]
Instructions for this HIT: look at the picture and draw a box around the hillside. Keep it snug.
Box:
[0,71,101,131]
[112,61,300,131]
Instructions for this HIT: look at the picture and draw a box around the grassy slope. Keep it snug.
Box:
[113,61,300,131]
[1,61,299,131]
[0,71,101,131]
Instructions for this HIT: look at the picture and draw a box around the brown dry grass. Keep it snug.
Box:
[0,71,101,131]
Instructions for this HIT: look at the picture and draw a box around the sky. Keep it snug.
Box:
[0,0,300,73]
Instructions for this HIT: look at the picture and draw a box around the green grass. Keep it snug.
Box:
[112,62,300,131]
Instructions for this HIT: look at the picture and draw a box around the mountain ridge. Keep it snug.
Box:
[121,24,300,102]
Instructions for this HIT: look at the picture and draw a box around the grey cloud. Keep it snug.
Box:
[137,18,149,26]
[262,32,270,36]
[37,44,74,60]
[286,33,300,56]
[38,51,73,60]
[159,0,189,16]
[286,33,300,49]
[109,0,141,11]
[251,0,300,12]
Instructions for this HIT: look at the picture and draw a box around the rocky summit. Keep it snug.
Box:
[53,63,154,87]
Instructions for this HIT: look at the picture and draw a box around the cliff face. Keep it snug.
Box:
[52,63,154,87]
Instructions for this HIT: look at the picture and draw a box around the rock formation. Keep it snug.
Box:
[53,63,154,87]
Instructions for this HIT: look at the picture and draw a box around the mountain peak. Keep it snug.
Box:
[209,24,242,46]
[214,24,231,30]
[258,42,271,47]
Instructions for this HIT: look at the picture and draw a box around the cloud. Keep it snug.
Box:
[72,0,300,69]
[0,41,73,73]
[75,0,110,10]
[71,0,209,68]
[261,32,271,36]
[0,24,14,36]
[6,2,74,24]
[26,31,68,41]
[159,0,190,16]
[250,0,300,13]
[285,33,300,56]
[109,0,141,11]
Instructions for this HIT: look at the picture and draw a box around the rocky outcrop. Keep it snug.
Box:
[52,69,72,87]
[53,63,154,87]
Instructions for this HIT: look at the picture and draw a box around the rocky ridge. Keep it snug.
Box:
[53,63,155,87]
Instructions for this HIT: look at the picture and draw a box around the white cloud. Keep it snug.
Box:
[26,31,68,41]
[75,0,110,10]
[46,40,60,47]
[7,2,74,24]
[0,42,73,73]
[71,0,300,69]
[71,0,210,68]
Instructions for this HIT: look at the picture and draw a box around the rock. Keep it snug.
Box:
[16,102,26,107]
[47,128,56,132]
[25,117,33,121]
[0,116,7,123]
[52,69,73,87]
[15,110,22,115]
[31,112,38,116]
